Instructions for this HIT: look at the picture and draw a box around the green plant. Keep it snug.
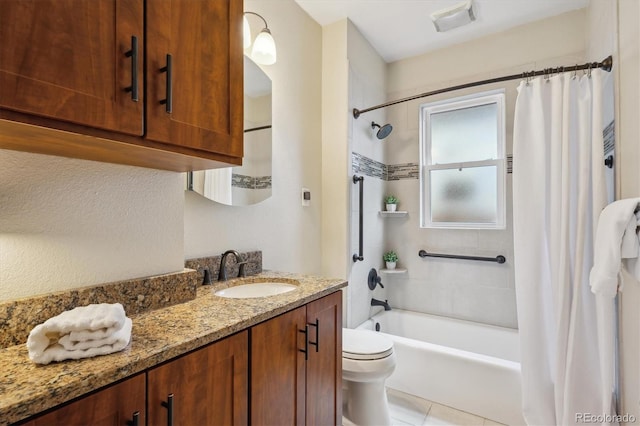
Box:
[385,195,398,204]
[383,251,398,262]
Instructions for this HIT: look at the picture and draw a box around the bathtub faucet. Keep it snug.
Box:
[371,298,391,311]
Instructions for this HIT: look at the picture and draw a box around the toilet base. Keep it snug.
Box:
[344,381,391,426]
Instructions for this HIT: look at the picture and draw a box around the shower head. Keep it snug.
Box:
[371,121,393,140]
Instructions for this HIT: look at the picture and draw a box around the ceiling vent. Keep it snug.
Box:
[431,0,476,32]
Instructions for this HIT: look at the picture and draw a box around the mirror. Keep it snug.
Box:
[189,55,272,205]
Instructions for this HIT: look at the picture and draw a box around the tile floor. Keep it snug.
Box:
[387,388,507,426]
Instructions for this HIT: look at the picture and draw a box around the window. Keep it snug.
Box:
[420,90,505,229]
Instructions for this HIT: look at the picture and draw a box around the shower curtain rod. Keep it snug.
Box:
[352,55,613,119]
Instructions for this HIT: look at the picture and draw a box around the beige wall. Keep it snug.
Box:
[320,19,350,280]
[184,0,323,275]
[388,10,587,96]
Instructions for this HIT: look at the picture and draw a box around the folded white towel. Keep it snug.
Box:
[28,317,132,364]
[58,317,132,351]
[590,198,640,297]
[26,303,131,365]
[65,324,125,343]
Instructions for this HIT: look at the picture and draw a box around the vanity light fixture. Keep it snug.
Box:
[243,11,277,65]
[430,0,476,32]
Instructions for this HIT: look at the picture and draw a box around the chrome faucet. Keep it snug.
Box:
[371,298,391,311]
[218,250,247,281]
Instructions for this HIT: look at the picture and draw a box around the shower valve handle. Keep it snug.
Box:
[368,268,384,290]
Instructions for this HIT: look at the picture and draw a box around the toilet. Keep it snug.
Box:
[342,328,396,425]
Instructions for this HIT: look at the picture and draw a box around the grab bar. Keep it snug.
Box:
[353,175,364,262]
[418,249,506,264]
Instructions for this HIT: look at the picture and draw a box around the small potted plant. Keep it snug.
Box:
[385,195,398,212]
[383,250,398,270]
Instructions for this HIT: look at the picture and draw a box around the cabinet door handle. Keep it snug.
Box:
[308,319,319,352]
[126,411,140,426]
[124,36,139,102]
[161,393,174,426]
[159,54,173,113]
[298,326,309,361]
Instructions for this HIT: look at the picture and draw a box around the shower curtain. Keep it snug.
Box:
[204,168,233,205]
[513,70,612,425]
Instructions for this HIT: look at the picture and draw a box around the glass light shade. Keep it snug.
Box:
[251,29,276,65]
[243,15,251,49]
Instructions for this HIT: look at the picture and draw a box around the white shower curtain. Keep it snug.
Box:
[513,70,612,425]
[204,168,233,205]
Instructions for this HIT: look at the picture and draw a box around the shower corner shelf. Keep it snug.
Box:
[379,211,408,218]
[379,268,407,274]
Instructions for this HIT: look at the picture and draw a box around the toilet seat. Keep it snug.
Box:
[342,328,393,360]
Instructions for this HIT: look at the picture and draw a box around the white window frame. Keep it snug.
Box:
[419,89,506,229]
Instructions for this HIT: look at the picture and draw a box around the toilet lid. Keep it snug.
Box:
[342,328,393,360]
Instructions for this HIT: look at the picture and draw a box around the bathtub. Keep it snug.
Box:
[357,309,524,425]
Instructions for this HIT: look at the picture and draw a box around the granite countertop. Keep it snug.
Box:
[0,271,347,425]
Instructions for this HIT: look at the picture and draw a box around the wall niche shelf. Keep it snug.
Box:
[380,268,407,274]
[379,211,408,218]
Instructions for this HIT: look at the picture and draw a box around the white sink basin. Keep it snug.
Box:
[214,282,298,298]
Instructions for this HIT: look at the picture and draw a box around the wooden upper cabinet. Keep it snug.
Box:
[0,0,144,136]
[146,0,244,158]
[0,0,243,171]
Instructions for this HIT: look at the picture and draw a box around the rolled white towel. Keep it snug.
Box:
[26,303,131,364]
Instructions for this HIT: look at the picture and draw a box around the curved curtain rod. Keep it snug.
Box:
[352,55,613,119]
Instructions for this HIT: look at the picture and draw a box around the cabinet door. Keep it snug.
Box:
[22,373,145,426]
[251,306,307,425]
[306,291,343,426]
[147,330,248,426]
[0,0,143,135]
[146,0,243,159]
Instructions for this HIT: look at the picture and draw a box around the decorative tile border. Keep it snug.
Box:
[355,118,616,179]
[387,163,419,180]
[604,120,614,154]
[353,152,515,179]
[232,174,272,190]
[184,250,262,286]
[352,152,386,180]
[0,270,198,348]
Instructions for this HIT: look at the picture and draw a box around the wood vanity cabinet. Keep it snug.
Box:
[19,332,247,426]
[21,373,145,426]
[0,0,243,171]
[251,291,343,425]
[147,330,248,426]
[17,292,343,425]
